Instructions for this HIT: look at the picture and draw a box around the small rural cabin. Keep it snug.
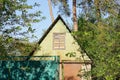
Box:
[29,15,91,80]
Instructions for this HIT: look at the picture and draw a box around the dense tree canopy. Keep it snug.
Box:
[75,15,120,80]
[0,0,44,38]
[0,0,43,56]
[73,0,120,79]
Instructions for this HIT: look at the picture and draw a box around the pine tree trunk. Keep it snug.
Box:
[48,0,54,22]
[73,0,78,31]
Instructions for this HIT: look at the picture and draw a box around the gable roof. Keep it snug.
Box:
[38,15,71,44]
[26,15,71,59]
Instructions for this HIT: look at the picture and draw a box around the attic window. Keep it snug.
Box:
[53,33,65,50]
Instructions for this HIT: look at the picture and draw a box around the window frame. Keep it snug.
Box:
[53,33,66,50]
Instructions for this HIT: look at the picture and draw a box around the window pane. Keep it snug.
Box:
[54,35,59,39]
[59,38,64,43]
[53,33,65,49]
[54,43,59,48]
[60,43,65,48]
[54,39,59,43]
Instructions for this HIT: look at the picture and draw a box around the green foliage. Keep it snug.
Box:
[51,0,71,16]
[74,13,120,79]
[66,52,76,57]
[0,35,36,58]
[0,0,44,56]
[0,0,44,37]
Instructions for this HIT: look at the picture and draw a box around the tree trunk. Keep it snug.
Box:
[48,0,54,22]
[73,0,78,31]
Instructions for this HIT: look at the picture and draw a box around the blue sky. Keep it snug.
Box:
[27,0,73,42]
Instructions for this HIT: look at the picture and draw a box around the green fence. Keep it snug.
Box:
[0,56,59,80]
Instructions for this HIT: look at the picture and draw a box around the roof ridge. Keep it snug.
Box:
[38,15,71,44]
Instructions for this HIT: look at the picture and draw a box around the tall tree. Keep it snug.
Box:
[75,14,120,80]
[74,0,120,79]
[73,0,78,31]
[0,0,44,38]
[0,0,44,56]
[51,0,78,31]
[48,0,54,22]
